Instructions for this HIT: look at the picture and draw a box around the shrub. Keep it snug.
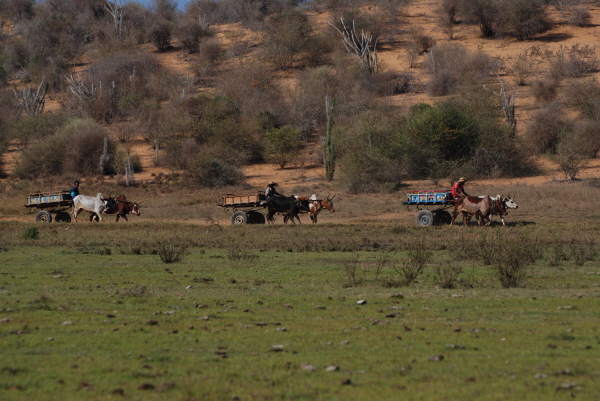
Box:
[506,52,533,86]
[568,7,592,27]
[22,226,39,240]
[260,10,312,69]
[498,0,550,40]
[433,262,463,289]
[262,125,302,169]
[491,232,541,288]
[393,240,431,286]
[530,79,558,103]
[155,239,188,263]
[426,43,496,96]
[178,20,209,53]
[553,130,590,180]
[338,149,403,193]
[524,102,568,154]
[149,25,172,52]
[9,114,67,151]
[15,118,114,178]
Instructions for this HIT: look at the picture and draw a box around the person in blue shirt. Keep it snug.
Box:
[70,181,80,199]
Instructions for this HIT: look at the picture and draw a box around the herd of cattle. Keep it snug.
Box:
[69,191,517,227]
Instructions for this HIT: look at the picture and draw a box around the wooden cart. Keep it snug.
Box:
[218,193,267,225]
[403,189,454,226]
[24,191,73,223]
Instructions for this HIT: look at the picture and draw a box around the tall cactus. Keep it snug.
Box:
[324,96,336,181]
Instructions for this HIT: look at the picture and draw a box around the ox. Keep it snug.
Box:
[488,195,518,226]
[452,195,511,227]
[449,195,494,227]
[90,195,142,222]
[266,196,309,224]
[72,193,110,223]
[308,194,335,223]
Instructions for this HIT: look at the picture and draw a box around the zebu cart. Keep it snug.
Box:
[24,191,73,223]
[218,193,267,225]
[403,189,454,227]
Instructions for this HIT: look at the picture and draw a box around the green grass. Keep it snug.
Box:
[2,180,600,399]
[1,237,600,400]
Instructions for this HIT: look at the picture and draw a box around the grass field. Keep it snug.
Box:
[2,190,600,401]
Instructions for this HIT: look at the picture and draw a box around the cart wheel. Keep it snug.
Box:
[433,210,452,226]
[231,211,248,225]
[35,211,52,223]
[55,212,72,223]
[415,210,434,227]
[247,211,266,225]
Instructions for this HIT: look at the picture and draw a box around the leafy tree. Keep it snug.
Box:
[262,125,302,169]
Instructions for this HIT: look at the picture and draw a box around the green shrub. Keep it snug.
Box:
[15,118,114,179]
[262,125,302,169]
[22,226,39,240]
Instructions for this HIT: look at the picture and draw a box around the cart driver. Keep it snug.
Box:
[70,181,80,200]
[451,177,469,199]
[265,181,281,206]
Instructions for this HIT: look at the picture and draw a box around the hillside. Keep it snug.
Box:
[2,0,600,194]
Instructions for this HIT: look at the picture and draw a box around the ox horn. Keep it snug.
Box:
[134,200,144,204]
[330,194,336,200]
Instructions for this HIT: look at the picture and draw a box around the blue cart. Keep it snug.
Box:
[24,191,73,223]
[403,189,454,226]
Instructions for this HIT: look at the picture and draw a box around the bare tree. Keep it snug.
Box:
[105,0,124,40]
[324,96,336,181]
[485,76,516,138]
[13,76,47,117]
[328,18,378,74]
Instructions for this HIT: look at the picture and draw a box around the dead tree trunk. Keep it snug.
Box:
[125,156,134,186]
[494,76,516,138]
[328,18,378,74]
[324,96,336,181]
[105,0,123,40]
[100,136,111,174]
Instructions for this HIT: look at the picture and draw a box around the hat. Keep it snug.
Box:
[458,177,467,183]
[268,181,278,186]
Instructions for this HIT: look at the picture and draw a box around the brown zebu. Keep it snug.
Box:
[449,195,494,227]
[308,194,335,223]
[90,195,142,222]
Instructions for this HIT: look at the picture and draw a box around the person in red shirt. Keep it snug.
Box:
[451,177,469,199]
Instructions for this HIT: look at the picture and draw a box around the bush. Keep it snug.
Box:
[553,130,590,180]
[155,239,188,263]
[149,25,172,52]
[530,79,558,103]
[15,118,114,178]
[178,20,209,53]
[506,52,533,86]
[426,43,496,96]
[524,102,568,154]
[260,10,312,69]
[491,232,541,288]
[338,148,403,193]
[393,240,431,286]
[262,125,302,169]
[568,7,592,27]
[22,226,39,240]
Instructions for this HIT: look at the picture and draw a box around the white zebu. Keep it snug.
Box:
[72,193,109,222]
[489,195,518,226]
